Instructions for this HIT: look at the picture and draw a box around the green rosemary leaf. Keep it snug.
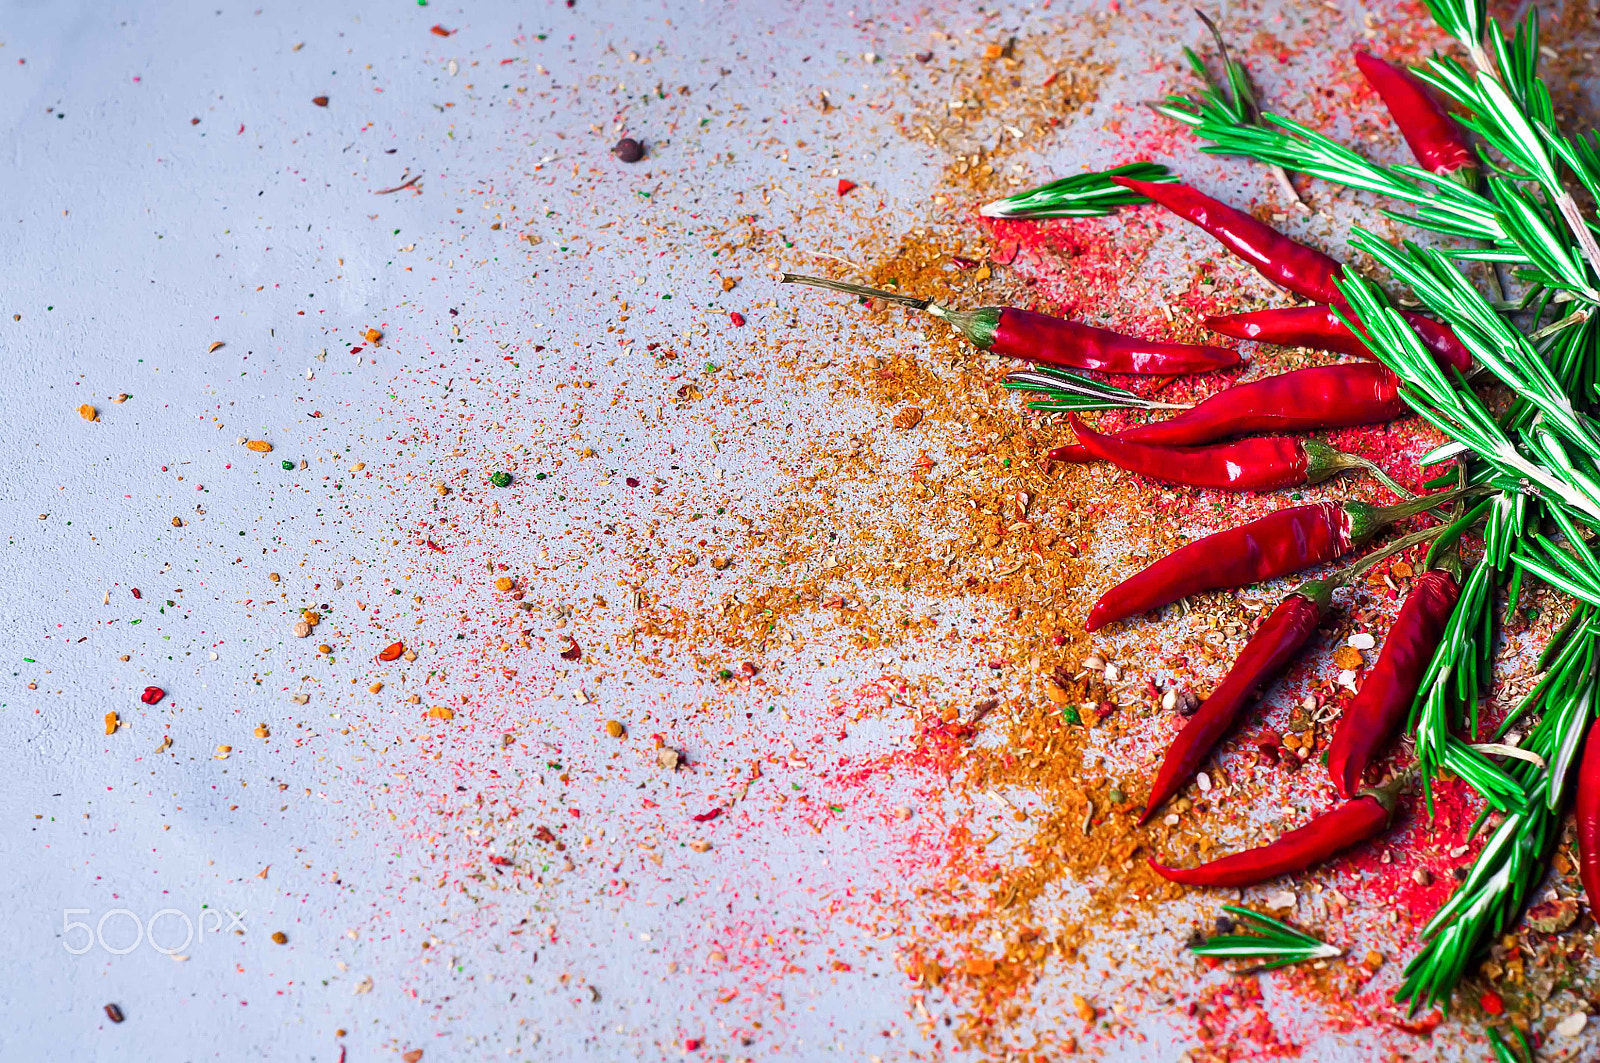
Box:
[978,162,1174,219]
[1188,906,1341,970]
[1003,368,1187,412]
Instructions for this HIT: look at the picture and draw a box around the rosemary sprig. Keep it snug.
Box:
[1173,5,1600,305]
[1002,366,1191,412]
[1335,273,1600,528]
[1413,7,1600,290]
[1150,0,1600,1014]
[1408,557,1525,814]
[1488,1025,1535,1063]
[1150,9,1305,208]
[1396,630,1599,1012]
[977,162,1175,220]
[1188,906,1341,973]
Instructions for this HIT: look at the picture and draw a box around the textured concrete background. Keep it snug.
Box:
[3,0,1560,1059]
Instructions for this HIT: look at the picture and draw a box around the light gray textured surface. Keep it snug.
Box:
[3,0,1557,1059]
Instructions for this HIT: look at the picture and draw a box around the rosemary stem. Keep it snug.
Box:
[1528,308,1591,342]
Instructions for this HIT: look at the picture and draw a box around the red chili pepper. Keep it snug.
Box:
[1204,305,1472,373]
[1326,569,1460,797]
[960,306,1239,375]
[1086,491,1449,631]
[781,274,1239,375]
[1113,177,1346,303]
[141,685,166,705]
[1354,51,1476,181]
[1576,716,1600,916]
[1149,783,1399,882]
[1068,414,1400,494]
[1050,362,1407,463]
[1141,583,1331,822]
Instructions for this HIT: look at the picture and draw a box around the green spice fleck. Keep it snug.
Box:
[490,471,512,488]
[281,460,294,470]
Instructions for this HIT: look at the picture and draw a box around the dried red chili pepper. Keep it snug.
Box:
[1138,531,1437,822]
[1113,176,1346,303]
[1087,492,1454,632]
[1576,716,1600,916]
[1140,580,1331,822]
[141,685,166,705]
[377,641,405,662]
[1148,778,1401,882]
[1068,414,1407,494]
[1354,51,1476,182]
[781,274,1239,375]
[1326,568,1460,797]
[1050,362,1407,463]
[1204,304,1473,373]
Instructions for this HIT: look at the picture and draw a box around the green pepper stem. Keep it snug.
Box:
[781,273,1002,349]
[1347,485,1484,545]
[1358,768,1415,819]
[1303,441,1414,499]
[1290,526,1447,611]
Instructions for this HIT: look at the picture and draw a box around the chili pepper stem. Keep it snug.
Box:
[781,273,1000,350]
[1303,440,1414,499]
[1358,768,1414,820]
[781,273,933,310]
[1423,492,1490,579]
[1293,525,1449,611]
[924,304,998,349]
[1348,487,1479,545]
